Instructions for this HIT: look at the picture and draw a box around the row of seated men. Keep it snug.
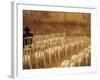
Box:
[60,46,91,67]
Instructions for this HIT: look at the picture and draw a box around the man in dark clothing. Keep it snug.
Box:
[23,26,33,47]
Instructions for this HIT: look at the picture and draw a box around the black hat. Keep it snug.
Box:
[24,26,30,33]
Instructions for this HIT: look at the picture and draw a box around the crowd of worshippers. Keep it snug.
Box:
[23,26,90,69]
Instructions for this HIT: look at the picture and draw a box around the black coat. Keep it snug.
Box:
[23,32,33,47]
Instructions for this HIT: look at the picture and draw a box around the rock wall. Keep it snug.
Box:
[23,10,90,36]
